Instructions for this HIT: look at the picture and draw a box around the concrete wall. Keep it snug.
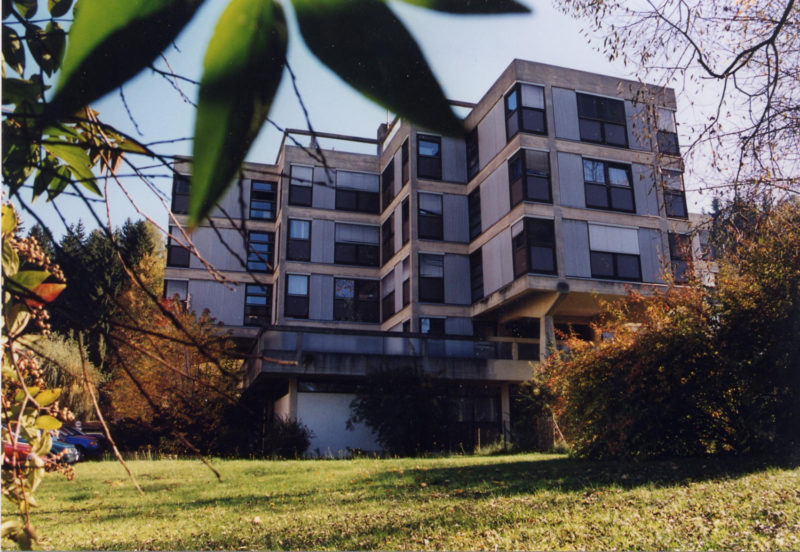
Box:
[562,219,591,277]
[482,228,514,294]
[189,227,247,271]
[443,194,469,243]
[558,152,585,208]
[297,392,380,456]
[188,279,244,326]
[442,136,467,183]
[477,101,506,170]
[480,164,510,229]
[552,87,580,140]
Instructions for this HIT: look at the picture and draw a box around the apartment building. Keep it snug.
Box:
[164,59,702,455]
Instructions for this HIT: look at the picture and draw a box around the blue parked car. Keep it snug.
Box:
[48,436,80,464]
[57,426,103,460]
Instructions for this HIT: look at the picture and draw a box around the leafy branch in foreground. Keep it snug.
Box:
[46,0,530,226]
[1,204,71,550]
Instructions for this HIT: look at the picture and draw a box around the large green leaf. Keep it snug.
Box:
[50,0,205,118]
[189,0,286,226]
[394,0,529,13]
[2,25,25,75]
[34,414,61,431]
[291,0,462,136]
[43,141,99,194]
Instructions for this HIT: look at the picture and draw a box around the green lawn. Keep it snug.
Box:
[5,453,799,550]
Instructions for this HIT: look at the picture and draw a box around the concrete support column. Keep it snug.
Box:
[539,314,556,362]
[288,377,298,420]
[500,383,511,443]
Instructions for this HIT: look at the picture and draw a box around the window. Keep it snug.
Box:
[171,174,190,214]
[466,127,480,180]
[250,180,276,220]
[418,193,443,240]
[512,218,557,277]
[381,214,395,265]
[669,233,692,283]
[656,107,680,156]
[583,159,635,213]
[401,197,410,245]
[470,249,483,302]
[419,253,444,303]
[417,134,442,180]
[588,224,642,281]
[247,231,274,272]
[401,138,410,184]
[288,165,313,206]
[335,170,379,214]
[334,278,379,323]
[662,170,688,218]
[505,83,546,140]
[420,317,445,335]
[167,225,189,267]
[577,93,628,147]
[402,257,410,306]
[244,284,271,326]
[381,272,395,322]
[285,275,309,318]
[334,223,379,266]
[381,159,395,211]
[508,149,551,207]
[468,188,481,240]
[164,279,188,305]
[286,219,310,261]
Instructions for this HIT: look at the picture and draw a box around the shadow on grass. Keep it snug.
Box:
[370,452,800,497]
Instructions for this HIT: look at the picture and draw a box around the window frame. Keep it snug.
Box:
[249,180,277,220]
[285,274,309,319]
[468,188,482,240]
[418,192,444,240]
[466,127,480,180]
[470,248,484,303]
[247,231,274,273]
[583,158,636,213]
[381,159,395,212]
[669,233,692,283]
[171,174,190,215]
[334,223,380,267]
[504,83,547,140]
[334,170,380,214]
[244,284,271,326]
[333,278,380,323]
[508,149,552,207]
[418,253,445,303]
[419,317,445,335]
[512,218,557,278]
[288,165,313,206]
[381,214,395,265]
[576,92,629,148]
[286,219,311,262]
[166,225,190,267]
[417,134,442,180]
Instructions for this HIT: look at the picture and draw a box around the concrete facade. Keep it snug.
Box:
[165,60,704,455]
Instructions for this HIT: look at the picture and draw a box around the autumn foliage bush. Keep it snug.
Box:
[542,199,800,459]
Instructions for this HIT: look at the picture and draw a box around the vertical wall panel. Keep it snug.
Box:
[212,179,250,219]
[632,164,659,216]
[444,254,471,305]
[443,194,469,243]
[394,263,403,312]
[638,228,665,283]
[392,204,402,252]
[557,152,585,208]
[477,101,506,169]
[442,136,467,183]
[626,100,652,151]
[312,182,335,210]
[445,317,473,336]
[561,219,591,277]
[552,87,580,140]
[479,164,510,230]
[189,227,246,271]
[482,229,514,294]
[311,220,335,263]
[188,280,244,326]
[309,274,334,320]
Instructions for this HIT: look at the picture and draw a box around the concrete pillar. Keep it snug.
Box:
[500,383,511,443]
[539,314,556,361]
[288,377,298,420]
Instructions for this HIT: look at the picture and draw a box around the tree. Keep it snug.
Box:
[559,0,800,195]
[541,198,800,459]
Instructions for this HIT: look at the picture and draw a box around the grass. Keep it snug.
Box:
[4,452,799,550]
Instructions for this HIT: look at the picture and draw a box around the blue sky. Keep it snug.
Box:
[20,0,707,237]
